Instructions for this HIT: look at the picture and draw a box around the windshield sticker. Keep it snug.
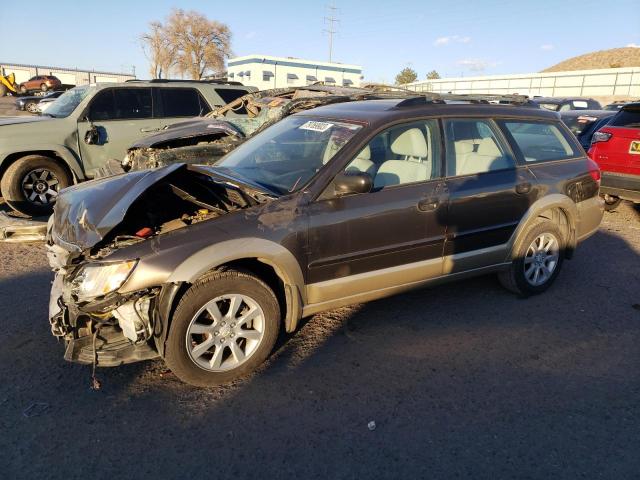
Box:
[299,121,334,132]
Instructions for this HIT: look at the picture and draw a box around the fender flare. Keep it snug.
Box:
[506,194,578,261]
[0,145,85,181]
[154,238,306,356]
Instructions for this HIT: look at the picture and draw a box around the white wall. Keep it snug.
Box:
[228,55,362,90]
[405,67,640,98]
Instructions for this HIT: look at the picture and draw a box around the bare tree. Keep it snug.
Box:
[140,21,176,79]
[166,9,232,80]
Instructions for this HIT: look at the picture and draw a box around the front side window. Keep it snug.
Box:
[216,116,362,194]
[444,119,514,176]
[160,88,209,117]
[343,120,441,189]
[500,120,578,162]
[113,88,152,119]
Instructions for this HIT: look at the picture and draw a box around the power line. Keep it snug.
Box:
[323,3,339,63]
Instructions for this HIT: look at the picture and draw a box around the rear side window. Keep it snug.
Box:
[609,107,640,128]
[214,88,249,105]
[500,121,579,162]
[159,88,210,117]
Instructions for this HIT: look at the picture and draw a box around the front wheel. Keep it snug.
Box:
[164,270,281,386]
[25,102,38,113]
[498,221,564,296]
[0,155,72,216]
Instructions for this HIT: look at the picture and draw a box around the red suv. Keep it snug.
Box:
[18,75,62,94]
[588,102,640,210]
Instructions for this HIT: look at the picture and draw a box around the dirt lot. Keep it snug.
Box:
[0,202,638,479]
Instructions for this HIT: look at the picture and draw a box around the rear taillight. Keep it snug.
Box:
[591,131,612,144]
[587,159,601,184]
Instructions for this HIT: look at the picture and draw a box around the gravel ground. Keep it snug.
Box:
[0,203,639,479]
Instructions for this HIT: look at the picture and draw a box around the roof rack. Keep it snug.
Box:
[124,79,245,86]
[395,92,533,107]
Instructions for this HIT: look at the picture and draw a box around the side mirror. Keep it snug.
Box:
[334,171,373,196]
[84,125,99,145]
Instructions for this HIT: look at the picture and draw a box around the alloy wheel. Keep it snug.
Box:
[186,294,266,372]
[523,232,560,286]
[21,168,60,205]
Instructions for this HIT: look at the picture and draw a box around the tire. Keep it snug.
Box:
[25,102,38,113]
[0,84,7,97]
[0,155,72,216]
[498,220,565,296]
[19,85,27,94]
[164,269,281,386]
[602,194,622,212]
[40,83,48,92]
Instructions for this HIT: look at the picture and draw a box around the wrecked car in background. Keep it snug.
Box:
[118,85,407,174]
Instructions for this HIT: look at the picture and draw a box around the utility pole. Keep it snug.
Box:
[323,3,339,63]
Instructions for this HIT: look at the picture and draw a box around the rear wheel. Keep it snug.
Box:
[19,85,27,94]
[0,84,7,97]
[601,194,622,212]
[498,221,564,296]
[0,155,72,216]
[25,102,38,113]
[40,83,48,92]
[164,270,281,386]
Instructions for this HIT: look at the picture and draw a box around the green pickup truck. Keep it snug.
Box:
[0,79,254,215]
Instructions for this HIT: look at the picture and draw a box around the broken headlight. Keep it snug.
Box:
[72,260,138,300]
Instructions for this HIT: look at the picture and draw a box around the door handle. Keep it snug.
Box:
[515,182,532,194]
[417,198,439,212]
[140,127,160,133]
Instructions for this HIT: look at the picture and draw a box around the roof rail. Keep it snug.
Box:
[394,92,533,107]
[124,79,245,86]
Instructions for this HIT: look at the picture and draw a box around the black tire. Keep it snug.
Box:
[164,270,281,387]
[601,194,622,212]
[0,84,7,97]
[19,85,27,94]
[0,155,72,216]
[40,83,48,92]
[498,220,565,296]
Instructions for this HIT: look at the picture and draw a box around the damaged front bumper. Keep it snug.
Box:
[48,271,160,367]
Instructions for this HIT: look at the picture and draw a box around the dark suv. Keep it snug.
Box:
[46,94,604,386]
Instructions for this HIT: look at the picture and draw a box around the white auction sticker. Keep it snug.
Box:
[299,121,334,132]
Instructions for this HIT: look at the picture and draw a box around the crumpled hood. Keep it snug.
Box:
[0,116,53,126]
[129,118,242,149]
[51,164,184,251]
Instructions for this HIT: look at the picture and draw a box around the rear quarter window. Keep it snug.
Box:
[158,88,211,117]
[214,88,250,105]
[498,120,581,163]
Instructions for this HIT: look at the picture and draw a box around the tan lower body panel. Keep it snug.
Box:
[303,245,510,317]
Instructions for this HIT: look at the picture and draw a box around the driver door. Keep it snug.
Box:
[305,120,449,305]
[78,87,161,177]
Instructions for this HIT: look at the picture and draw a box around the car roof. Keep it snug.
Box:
[559,109,614,118]
[533,97,595,103]
[622,102,640,111]
[295,97,559,126]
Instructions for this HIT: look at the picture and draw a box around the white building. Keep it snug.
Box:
[227,55,363,90]
[404,66,640,98]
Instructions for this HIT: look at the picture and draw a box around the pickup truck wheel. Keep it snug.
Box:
[602,194,622,212]
[1,155,71,216]
[498,221,564,296]
[164,270,281,387]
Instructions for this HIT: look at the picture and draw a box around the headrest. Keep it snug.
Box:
[454,141,475,155]
[390,128,428,157]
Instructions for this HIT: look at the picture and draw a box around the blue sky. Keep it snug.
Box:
[1,0,638,82]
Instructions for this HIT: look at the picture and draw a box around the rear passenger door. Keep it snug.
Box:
[154,87,212,128]
[443,118,537,268]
